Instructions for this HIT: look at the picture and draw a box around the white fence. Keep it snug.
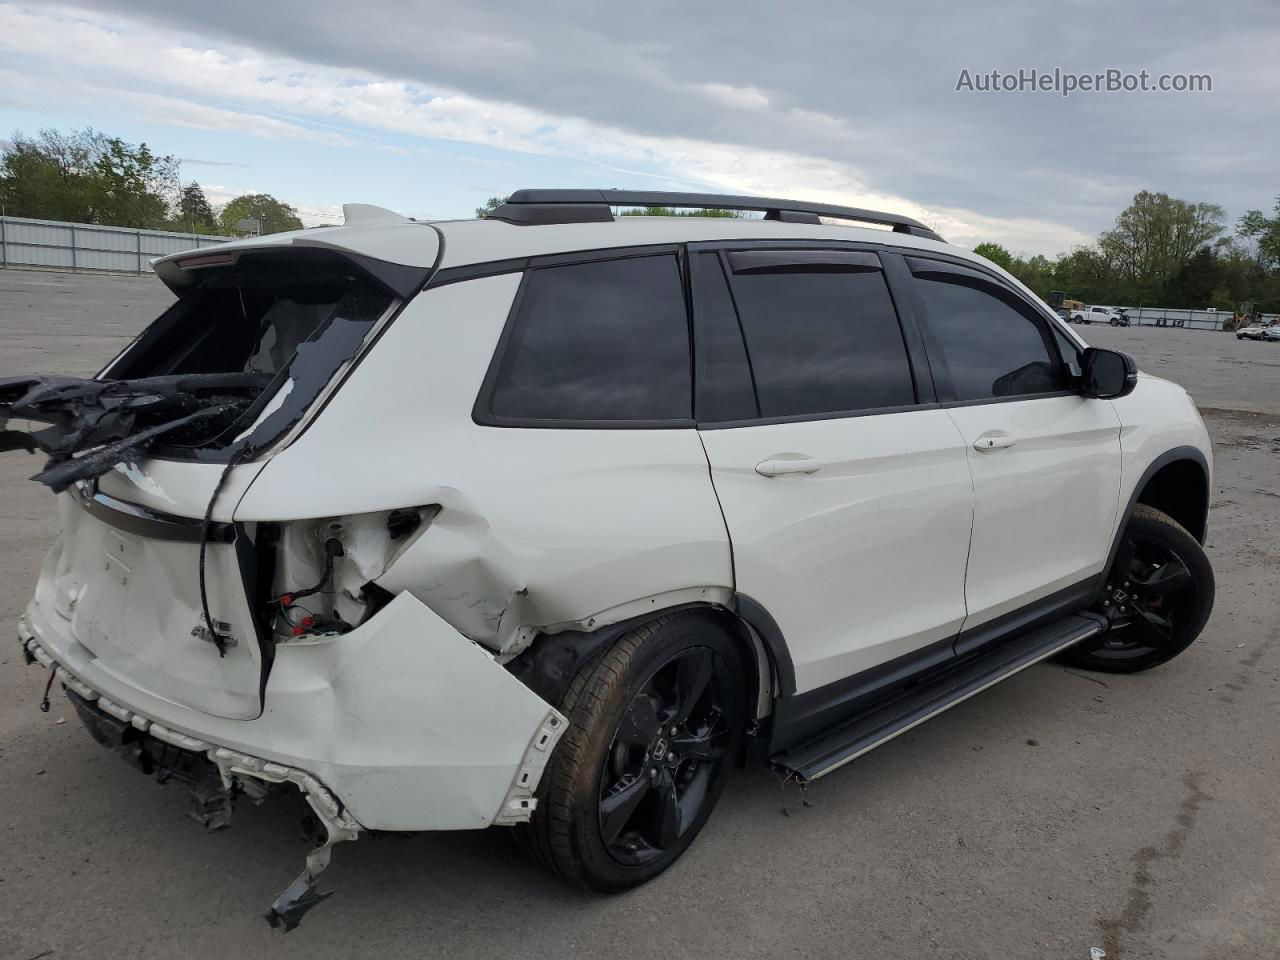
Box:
[1123,307,1280,331]
[0,215,229,274]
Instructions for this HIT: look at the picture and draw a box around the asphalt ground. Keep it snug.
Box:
[1,269,1277,959]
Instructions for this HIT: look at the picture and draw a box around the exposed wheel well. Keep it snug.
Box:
[507,603,775,720]
[1134,457,1209,543]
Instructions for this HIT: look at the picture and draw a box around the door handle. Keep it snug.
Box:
[755,456,823,477]
[973,433,1016,452]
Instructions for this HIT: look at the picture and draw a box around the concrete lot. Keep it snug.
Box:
[1,269,1278,960]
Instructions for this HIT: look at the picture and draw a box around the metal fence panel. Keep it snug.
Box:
[0,215,229,274]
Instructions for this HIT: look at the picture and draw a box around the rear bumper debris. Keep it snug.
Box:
[19,590,566,928]
[22,623,360,929]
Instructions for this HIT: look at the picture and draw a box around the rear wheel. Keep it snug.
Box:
[522,613,745,892]
[1061,505,1214,673]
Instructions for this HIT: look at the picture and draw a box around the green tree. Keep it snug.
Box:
[218,193,304,235]
[1237,198,1280,271]
[475,195,508,218]
[972,241,1014,270]
[0,127,177,228]
[90,136,178,228]
[173,182,219,235]
[1098,191,1225,294]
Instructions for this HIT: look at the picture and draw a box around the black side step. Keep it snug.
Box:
[773,613,1105,782]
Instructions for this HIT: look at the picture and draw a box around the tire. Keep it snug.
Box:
[1060,505,1215,673]
[521,612,746,892]
[1110,318,1119,326]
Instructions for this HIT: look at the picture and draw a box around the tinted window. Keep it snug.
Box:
[728,267,915,417]
[1052,325,1083,378]
[914,275,1067,401]
[692,252,757,421]
[487,255,691,421]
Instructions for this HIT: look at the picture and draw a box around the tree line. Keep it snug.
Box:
[974,190,1280,312]
[5,129,1276,312]
[0,128,305,236]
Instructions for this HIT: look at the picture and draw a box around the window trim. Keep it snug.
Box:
[899,254,1078,406]
[471,245,697,430]
[687,240,937,429]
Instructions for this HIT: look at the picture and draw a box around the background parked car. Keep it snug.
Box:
[1263,325,1280,343]
[1070,304,1124,325]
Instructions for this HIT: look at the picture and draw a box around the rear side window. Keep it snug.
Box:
[726,264,915,418]
[486,255,691,422]
[913,275,1068,401]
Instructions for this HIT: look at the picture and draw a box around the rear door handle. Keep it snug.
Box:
[973,433,1016,452]
[755,456,823,477]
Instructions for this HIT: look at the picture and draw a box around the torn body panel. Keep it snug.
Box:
[22,587,566,831]
[233,279,738,661]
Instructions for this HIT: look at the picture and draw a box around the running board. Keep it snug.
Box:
[773,613,1105,782]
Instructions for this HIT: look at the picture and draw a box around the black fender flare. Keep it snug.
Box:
[1099,445,1210,589]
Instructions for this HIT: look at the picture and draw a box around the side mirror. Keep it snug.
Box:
[1081,347,1137,399]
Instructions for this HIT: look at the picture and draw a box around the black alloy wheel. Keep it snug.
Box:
[1061,504,1214,673]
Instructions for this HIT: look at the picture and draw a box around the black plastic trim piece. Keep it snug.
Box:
[1100,447,1211,579]
[726,249,881,274]
[767,575,1099,754]
[773,613,1103,781]
[489,189,945,241]
[878,252,940,405]
[80,487,235,543]
[952,578,1098,657]
[424,257,530,288]
[733,594,796,697]
[696,401,941,431]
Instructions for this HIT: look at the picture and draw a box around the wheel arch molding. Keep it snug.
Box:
[505,598,782,721]
[1104,445,1211,582]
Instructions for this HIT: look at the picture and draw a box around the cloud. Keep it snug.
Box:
[178,158,251,168]
[5,1,1275,253]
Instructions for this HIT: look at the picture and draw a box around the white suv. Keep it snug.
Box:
[6,190,1216,928]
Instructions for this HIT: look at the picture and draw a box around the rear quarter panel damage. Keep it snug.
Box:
[234,274,735,653]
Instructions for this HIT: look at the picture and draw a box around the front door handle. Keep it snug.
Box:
[755,456,823,477]
[973,433,1016,452]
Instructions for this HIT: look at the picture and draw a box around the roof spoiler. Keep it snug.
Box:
[486,189,945,242]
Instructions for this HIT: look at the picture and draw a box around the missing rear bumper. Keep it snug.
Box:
[22,626,361,930]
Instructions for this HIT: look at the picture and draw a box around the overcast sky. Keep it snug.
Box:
[1,1,1276,254]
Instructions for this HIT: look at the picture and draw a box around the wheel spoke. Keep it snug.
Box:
[672,649,714,726]
[1129,608,1174,648]
[1135,559,1193,596]
[1111,537,1137,583]
[599,775,651,846]
[652,772,682,848]
[671,709,724,760]
[616,693,661,745]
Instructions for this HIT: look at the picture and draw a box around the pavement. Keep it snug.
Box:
[1,269,1277,960]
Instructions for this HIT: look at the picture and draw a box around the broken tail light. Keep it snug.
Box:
[264,506,439,641]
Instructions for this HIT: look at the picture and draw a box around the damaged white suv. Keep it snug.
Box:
[8,190,1215,927]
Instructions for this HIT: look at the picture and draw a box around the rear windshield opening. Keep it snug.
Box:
[107,250,396,456]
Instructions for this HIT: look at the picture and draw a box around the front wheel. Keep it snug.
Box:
[1061,505,1215,673]
[521,613,746,892]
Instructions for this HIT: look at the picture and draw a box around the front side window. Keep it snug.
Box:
[913,274,1068,401]
[486,254,691,422]
[726,263,915,418]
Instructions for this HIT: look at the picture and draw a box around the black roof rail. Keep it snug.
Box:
[486,189,945,242]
